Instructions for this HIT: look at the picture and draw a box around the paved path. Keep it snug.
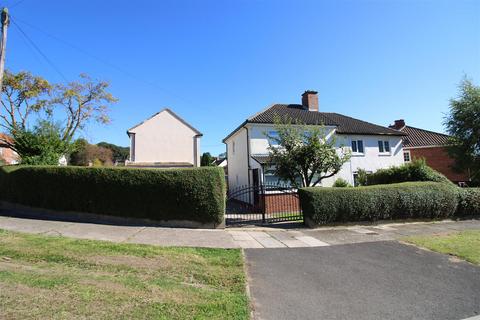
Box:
[245,241,480,320]
[0,215,479,248]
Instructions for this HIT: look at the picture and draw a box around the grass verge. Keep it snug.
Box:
[0,229,248,319]
[405,230,480,265]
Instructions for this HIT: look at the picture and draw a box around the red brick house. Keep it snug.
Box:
[389,119,469,185]
[0,133,19,165]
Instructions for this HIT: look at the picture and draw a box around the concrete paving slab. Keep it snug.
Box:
[247,231,272,239]
[0,215,478,249]
[236,240,264,249]
[349,227,379,234]
[127,227,238,248]
[295,236,330,246]
[280,239,311,248]
[254,236,286,248]
[60,223,142,242]
[0,216,71,234]
[230,233,256,241]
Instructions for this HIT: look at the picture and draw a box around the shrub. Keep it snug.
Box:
[0,166,225,225]
[367,159,452,186]
[355,168,368,186]
[332,178,351,188]
[299,182,459,226]
[456,188,480,217]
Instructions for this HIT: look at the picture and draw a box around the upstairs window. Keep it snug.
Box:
[351,140,364,154]
[267,131,280,146]
[378,141,390,154]
[232,141,235,154]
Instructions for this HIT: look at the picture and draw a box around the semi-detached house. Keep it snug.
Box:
[223,91,406,190]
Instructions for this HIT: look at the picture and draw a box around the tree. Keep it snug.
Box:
[12,120,73,165]
[70,139,113,166]
[200,152,215,166]
[97,141,129,162]
[0,70,51,147]
[267,118,351,188]
[444,78,480,185]
[0,70,117,165]
[51,73,118,142]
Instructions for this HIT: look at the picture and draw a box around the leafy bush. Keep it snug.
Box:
[367,159,452,185]
[0,166,225,225]
[299,182,459,226]
[456,188,480,217]
[12,121,74,165]
[332,178,351,187]
[355,168,368,186]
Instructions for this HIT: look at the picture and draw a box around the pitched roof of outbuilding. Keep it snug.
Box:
[223,104,404,142]
[396,125,450,148]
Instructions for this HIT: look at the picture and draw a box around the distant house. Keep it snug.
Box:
[213,157,227,167]
[0,133,19,164]
[223,90,406,190]
[126,109,202,168]
[389,119,469,185]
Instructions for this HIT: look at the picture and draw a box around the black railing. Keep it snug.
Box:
[226,183,303,225]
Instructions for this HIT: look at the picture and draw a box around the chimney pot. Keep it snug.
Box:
[392,119,406,130]
[302,90,319,112]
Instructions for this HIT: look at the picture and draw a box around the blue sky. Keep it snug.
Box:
[4,0,480,156]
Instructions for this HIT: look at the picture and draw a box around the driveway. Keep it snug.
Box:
[245,241,480,320]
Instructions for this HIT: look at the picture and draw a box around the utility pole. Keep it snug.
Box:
[0,7,9,93]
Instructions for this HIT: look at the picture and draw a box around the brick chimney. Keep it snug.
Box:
[391,119,406,130]
[301,90,319,112]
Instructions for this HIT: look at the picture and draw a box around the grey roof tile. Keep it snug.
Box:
[248,104,405,136]
[398,126,450,147]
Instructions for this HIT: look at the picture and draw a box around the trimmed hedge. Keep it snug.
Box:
[0,166,225,225]
[456,188,480,217]
[299,182,459,226]
[366,159,452,186]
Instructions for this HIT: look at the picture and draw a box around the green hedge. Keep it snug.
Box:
[456,188,480,217]
[299,182,459,226]
[0,166,225,225]
[366,159,452,185]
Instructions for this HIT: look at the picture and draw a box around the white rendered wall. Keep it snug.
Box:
[225,128,249,190]
[246,123,404,187]
[129,110,200,165]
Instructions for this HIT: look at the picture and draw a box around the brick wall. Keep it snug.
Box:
[0,134,19,164]
[263,193,300,214]
[408,146,469,183]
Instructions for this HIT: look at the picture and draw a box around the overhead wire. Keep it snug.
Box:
[10,14,193,104]
[10,17,69,81]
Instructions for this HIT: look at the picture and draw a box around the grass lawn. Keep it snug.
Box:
[405,230,480,265]
[0,229,249,319]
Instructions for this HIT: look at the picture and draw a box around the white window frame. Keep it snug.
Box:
[403,150,411,163]
[351,139,364,155]
[378,140,391,155]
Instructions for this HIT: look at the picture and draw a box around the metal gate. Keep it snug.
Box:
[226,183,303,226]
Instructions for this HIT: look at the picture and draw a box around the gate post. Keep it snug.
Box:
[261,184,266,223]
